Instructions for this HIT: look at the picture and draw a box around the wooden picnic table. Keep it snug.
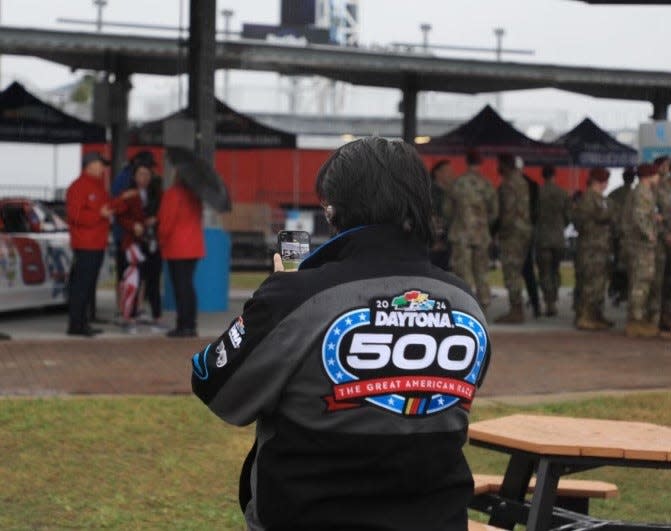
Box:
[468,414,671,531]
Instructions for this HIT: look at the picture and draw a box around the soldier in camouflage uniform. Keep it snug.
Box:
[495,153,532,324]
[535,165,570,317]
[429,160,454,270]
[653,156,671,335]
[623,163,661,338]
[573,167,612,331]
[446,149,498,307]
[607,166,636,306]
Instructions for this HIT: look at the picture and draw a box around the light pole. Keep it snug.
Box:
[494,27,505,112]
[420,23,432,52]
[419,24,432,118]
[93,0,107,32]
[221,9,234,102]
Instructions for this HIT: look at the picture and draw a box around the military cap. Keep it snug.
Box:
[637,163,656,178]
[588,167,609,183]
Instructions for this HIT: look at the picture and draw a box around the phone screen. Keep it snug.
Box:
[278,230,311,270]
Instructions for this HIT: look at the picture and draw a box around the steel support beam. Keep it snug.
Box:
[188,0,216,164]
[109,72,130,178]
[651,99,669,121]
[401,76,418,144]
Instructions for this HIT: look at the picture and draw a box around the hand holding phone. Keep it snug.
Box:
[277,230,311,271]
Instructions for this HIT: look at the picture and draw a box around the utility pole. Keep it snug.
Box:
[221,9,234,102]
[420,23,432,52]
[494,27,505,112]
[93,0,107,32]
[419,23,432,118]
[0,0,3,89]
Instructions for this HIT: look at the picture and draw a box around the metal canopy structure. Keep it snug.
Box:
[1,26,671,102]
[0,25,670,146]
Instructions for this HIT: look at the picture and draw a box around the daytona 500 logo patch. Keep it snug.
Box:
[321,290,487,416]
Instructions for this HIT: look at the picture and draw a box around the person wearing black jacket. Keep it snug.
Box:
[521,158,542,318]
[191,138,492,531]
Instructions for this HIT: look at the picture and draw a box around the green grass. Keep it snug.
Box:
[487,262,576,290]
[1,393,669,530]
[229,272,269,291]
[230,264,577,293]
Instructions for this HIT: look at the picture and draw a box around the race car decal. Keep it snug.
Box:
[11,237,46,285]
[321,290,487,416]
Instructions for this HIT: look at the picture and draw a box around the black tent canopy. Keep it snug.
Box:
[0,82,106,144]
[129,99,296,149]
[553,117,638,167]
[419,105,570,165]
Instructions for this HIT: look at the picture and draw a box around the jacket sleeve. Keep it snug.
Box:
[191,274,305,426]
[631,192,655,243]
[118,198,144,230]
[66,183,101,228]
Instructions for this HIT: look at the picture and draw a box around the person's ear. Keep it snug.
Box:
[325,205,336,225]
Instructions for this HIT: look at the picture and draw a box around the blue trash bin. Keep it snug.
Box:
[163,228,231,312]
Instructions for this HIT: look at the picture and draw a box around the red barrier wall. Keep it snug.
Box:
[84,144,590,208]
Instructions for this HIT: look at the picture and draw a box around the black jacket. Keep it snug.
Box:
[192,225,492,531]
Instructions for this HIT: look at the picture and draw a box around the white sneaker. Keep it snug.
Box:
[122,323,138,335]
[150,320,169,333]
[136,311,152,324]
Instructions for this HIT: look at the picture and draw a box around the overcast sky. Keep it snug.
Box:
[0,0,669,187]
[2,0,670,123]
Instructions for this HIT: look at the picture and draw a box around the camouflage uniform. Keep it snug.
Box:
[446,170,498,306]
[535,181,570,312]
[655,176,671,328]
[573,188,612,322]
[623,183,658,322]
[608,184,633,304]
[429,180,451,270]
[497,171,532,310]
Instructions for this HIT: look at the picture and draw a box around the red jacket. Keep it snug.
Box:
[158,184,205,260]
[117,195,145,251]
[66,173,123,250]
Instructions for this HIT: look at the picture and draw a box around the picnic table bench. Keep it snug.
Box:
[473,473,618,513]
[468,414,671,531]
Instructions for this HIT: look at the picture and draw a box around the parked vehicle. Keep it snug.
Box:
[0,198,72,312]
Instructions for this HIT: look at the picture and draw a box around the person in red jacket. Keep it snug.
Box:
[158,171,204,337]
[66,152,134,336]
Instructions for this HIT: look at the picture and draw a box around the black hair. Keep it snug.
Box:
[622,166,636,184]
[315,137,432,246]
[497,152,515,172]
[541,165,555,179]
[130,162,152,188]
[465,149,482,166]
[430,159,450,181]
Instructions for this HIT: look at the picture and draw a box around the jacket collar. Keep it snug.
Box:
[299,225,428,270]
[80,172,104,184]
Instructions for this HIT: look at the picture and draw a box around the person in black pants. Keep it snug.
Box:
[167,259,198,332]
[69,249,104,335]
[157,172,204,337]
[65,152,132,337]
[522,164,541,318]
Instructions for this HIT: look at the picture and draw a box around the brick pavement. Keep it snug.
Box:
[1,330,669,398]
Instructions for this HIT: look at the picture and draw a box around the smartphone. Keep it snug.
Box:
[277,230,311,271]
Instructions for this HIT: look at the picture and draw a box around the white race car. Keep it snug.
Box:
[0,198,72,312]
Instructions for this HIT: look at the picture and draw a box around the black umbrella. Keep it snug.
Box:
[165,146,231,212]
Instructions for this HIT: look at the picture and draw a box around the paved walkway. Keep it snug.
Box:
[0,287,669,400]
